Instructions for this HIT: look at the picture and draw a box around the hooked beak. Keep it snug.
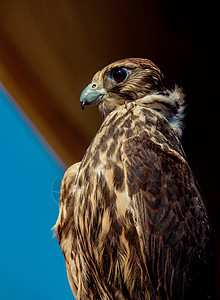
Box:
[80,83,105,110]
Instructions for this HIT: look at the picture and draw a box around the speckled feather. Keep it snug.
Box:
[54,58,215,299]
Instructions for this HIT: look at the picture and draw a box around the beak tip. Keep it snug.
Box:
[80,101,85,110]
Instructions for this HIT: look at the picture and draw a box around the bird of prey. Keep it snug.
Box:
[54,58,216,299]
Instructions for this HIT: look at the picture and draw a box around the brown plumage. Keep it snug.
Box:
[54,58,216,299]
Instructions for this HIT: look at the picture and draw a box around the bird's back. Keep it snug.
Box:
[55,103,216,299]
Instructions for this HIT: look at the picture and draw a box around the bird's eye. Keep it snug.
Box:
[111,67,128,83]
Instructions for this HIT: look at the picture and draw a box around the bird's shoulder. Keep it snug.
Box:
[54,161,81,241]
[60,162,81,194]
[95,102,185,159]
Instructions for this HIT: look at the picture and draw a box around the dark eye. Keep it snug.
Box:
[111,67,128,83]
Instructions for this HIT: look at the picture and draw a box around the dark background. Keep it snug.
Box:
[0,0,219,297]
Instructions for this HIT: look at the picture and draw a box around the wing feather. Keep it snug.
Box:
[122,136,215,299]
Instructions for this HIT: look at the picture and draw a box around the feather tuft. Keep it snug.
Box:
[136,85,185,137]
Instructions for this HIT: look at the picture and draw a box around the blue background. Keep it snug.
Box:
[0,84,75,299]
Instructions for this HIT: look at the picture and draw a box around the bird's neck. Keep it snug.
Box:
[136,87,185,137]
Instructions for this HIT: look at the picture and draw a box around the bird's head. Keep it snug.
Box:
[80,58,167,116]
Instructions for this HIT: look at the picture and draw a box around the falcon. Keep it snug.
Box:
[54,58,216,299]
